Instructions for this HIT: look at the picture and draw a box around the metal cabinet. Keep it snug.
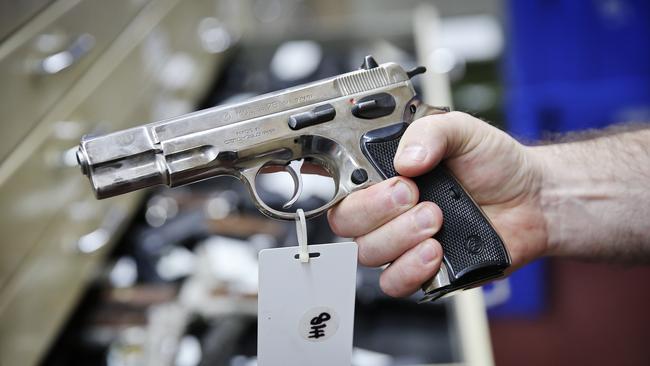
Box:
[0,0,150,162]
[0,0,226,364]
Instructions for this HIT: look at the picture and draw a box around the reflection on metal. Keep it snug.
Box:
[77,227,110,254]
[421,262,451,301]
[33,33,95,75]
[77,206,127,254]
[281,158,304,209]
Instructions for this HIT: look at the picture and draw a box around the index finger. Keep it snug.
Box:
[327,177,418,238]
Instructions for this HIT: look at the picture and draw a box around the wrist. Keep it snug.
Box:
[529,143,569,257]
[530,138,645,261]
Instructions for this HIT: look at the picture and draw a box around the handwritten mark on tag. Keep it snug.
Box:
[299,306,339,342]
[309,312,331,339]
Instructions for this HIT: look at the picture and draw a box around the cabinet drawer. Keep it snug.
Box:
[0,0,226,363]
[0,0,181,292]
[0,0,149,162]
[0,119,88,289]
[0,192,140,366]
[72,0,225,129]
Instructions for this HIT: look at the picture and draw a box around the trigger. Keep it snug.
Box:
[282,159,304,209]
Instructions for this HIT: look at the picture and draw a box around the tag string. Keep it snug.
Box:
[295,208,309,262]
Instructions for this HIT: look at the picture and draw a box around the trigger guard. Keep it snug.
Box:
[241,162,348,221]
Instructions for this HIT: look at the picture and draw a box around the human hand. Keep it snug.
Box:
[327,112,549,297]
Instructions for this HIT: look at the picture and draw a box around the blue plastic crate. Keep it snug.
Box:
[489,0,650,317]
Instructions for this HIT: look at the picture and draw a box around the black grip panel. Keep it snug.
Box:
[362,123,510,298]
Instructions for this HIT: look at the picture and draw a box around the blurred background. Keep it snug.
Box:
[1,0,649,365]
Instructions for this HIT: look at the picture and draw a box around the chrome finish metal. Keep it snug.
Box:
[409,98,450,121]
[77,60,441,222]
[282,158,304,209]
[419,262,451,303]
[33,33,95,75]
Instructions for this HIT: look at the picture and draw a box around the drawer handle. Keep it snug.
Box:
[77,206,127,254]
[77,228,109,254]
[35,33,95,75]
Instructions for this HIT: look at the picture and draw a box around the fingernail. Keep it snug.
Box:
[400,144,428,163]
[414,206,435,230]
[419,242,437,265]
[391,181,412,206]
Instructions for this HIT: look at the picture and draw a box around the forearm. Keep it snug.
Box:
[533,127,650,262]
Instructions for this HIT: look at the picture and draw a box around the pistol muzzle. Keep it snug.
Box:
[76,146,89,177]
[77,127,169,199]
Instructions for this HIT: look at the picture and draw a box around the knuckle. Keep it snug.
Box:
[447,110,467,120]
[357,197,374,222]
[412,114,435,126]
[355,238,373,266]
[365,180,391,208]
[357,235,392,267]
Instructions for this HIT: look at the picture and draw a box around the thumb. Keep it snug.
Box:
[394,111,488,177]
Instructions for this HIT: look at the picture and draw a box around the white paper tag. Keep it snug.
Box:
[258,242,358,366]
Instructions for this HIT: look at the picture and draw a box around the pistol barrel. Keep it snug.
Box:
[77,126,168,199]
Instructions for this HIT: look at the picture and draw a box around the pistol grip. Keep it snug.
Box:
[361,122,510,302]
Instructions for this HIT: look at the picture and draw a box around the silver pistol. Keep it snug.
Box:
[76,56,510,302]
